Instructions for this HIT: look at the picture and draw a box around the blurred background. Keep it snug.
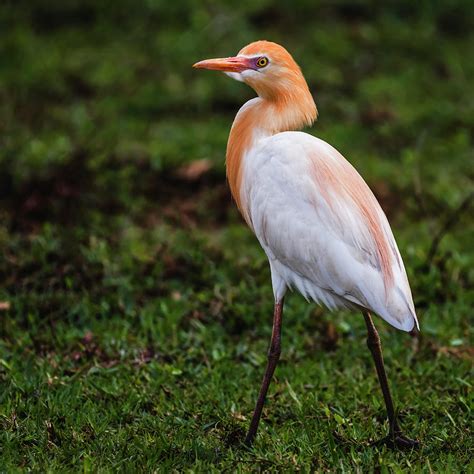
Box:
[1,0,473,470]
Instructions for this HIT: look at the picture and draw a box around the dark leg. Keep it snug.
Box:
[363,311,419,449]
[244,299,284,446]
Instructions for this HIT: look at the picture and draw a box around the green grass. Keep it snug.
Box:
[1,1,473,471]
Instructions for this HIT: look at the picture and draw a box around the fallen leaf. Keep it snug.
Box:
[231,412,247,421]
[176,159,212,181]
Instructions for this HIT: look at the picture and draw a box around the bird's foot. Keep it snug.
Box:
[374,432,420,450]
[243,432,255,448]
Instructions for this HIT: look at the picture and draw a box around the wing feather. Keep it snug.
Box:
[243,131,418,331]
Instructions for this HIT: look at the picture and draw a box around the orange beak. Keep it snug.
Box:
[193,56,253,73]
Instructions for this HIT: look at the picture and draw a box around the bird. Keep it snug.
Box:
[193,40,419,449]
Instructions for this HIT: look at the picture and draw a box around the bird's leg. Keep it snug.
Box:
[244,299,284,446]
[363,311,419,449]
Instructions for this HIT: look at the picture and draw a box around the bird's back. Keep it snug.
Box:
[241,131,418,331]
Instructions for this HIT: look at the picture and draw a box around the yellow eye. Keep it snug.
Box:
[256,57,268,68]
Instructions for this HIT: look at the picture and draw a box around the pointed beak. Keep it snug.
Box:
[193,56,252,73]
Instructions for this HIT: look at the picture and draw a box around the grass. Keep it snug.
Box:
[0,0,473,471]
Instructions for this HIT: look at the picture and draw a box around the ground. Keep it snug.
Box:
[0,1,473,471]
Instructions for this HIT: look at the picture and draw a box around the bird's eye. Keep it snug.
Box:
[256,57,269,68]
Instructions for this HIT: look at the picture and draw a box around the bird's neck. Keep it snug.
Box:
[226,90,317,214]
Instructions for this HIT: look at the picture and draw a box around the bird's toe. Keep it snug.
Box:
[391,434,420,450]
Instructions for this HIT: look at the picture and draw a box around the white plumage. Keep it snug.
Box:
[242,130,418,331]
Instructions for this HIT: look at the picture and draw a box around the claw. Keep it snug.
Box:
[390,434,420,449]
[373,433,420,450]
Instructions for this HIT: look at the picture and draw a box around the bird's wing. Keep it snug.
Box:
[243,131,418,331]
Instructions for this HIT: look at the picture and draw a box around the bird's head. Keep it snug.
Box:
[194,41,316,106]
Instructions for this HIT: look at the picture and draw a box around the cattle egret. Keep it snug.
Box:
[194,40,419,448]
